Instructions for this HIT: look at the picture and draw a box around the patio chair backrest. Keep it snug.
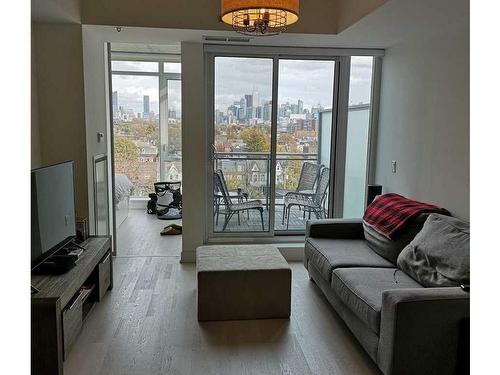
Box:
[214,170,232,207]
[313,167,330,206]
[297,162,322,192]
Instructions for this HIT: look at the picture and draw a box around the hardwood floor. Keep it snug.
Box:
[116,209,182,257]
[64,211,381,375]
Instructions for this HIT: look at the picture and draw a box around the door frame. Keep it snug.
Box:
[204,45,383,241]
[107,51,181,254]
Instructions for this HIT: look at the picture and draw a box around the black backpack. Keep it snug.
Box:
[147,193,157,214]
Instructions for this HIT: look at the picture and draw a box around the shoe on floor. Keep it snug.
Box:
[160,225,182,236]
[170,223,182,232]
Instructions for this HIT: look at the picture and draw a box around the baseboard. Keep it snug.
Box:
[129,198,148,210]
[277,244,305,261]
[180,250,196,263]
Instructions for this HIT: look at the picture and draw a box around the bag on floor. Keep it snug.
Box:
[154,181,182,219]
[157,207,182,220]
[147,193,157,214]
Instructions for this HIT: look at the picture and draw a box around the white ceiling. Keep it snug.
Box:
[35,0,468,51]
[85,0,468,51]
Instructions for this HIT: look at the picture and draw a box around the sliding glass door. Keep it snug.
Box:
[208,48,379,237]
[213,57,273,233]
[275,59,335,232]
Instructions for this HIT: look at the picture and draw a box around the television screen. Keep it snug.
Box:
[31,161,76,269]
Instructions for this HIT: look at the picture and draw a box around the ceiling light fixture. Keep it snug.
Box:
[221,0,299,36]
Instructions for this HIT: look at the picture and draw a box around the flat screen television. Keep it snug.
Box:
[31,161,77,270]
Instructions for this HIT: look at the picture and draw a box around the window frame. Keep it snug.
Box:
[204,45,383,242]
[110,57,182,193]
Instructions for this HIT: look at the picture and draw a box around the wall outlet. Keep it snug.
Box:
[391,160,397,173]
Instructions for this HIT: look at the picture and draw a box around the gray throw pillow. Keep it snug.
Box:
[397,214,470,287]
[363,213,429,264]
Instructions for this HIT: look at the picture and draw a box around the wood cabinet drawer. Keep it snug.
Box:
[98,251,111,301]
[62,290,84,359]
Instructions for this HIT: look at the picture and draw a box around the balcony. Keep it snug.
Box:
[213,151,327,233]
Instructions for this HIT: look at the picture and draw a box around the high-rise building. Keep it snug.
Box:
[298,99,304,114]
[215,109,224,124]
[263,101,272,122]
[252,89,260,108]
[143,95,150,117]
[112,91,118,118]
[246,106,254,120]
[227,105,238,118]
[256,106,263,119]
[238,107,246,120]
[245,94,253,108]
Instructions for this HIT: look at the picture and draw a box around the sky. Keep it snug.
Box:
[111,56,373,116]
[111,61,182,117]
[215,56,374,112]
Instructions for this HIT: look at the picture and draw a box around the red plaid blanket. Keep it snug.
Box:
[363,193,450,239]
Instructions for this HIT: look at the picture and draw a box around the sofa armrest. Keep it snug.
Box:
[305,218,364,239]
[378,287,470,375]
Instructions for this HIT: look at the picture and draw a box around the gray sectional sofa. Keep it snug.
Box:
[304,215,470,375]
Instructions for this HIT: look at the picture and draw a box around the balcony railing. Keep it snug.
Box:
[213,152,319,199]
[213,152,323,232]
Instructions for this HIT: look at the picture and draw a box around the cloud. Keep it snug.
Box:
[111,56,374,116]
[215,57,374,111]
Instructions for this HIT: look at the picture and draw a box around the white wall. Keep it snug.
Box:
[80,25,386,261]
[33,22,89,218]
[375,21,469,219]
[81,27,210,260]
[180,42,206,262]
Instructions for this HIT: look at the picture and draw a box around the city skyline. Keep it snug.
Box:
[112,56,373,117]
[215,56,373,112]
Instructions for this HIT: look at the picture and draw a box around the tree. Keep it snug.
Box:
[285,160,303,190]
[227,124,238,140]
[114,136,139,162]
[227,178,240,190]
[240,128,270,152]
[278,133,298,153]
[168,123,182,153]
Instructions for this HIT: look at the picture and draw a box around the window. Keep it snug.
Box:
[208,47,380,237]
[275,59,335,231]
[213,57,273,232]
[164,62,181,73]
[343,56,375,218]
[212,56,336,233]
[111,59,182,198]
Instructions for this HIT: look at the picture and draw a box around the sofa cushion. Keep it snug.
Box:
[363,213,429,264]
[397,214,470,287]
[331,268,423,334]
[305,238,393,283]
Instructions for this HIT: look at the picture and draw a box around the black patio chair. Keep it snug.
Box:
[213,169,249,225]
[275,161,322,198]
[283,167,330,229]
[214,170,265,231]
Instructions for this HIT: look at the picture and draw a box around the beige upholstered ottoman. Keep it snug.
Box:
[196,245,291,321]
